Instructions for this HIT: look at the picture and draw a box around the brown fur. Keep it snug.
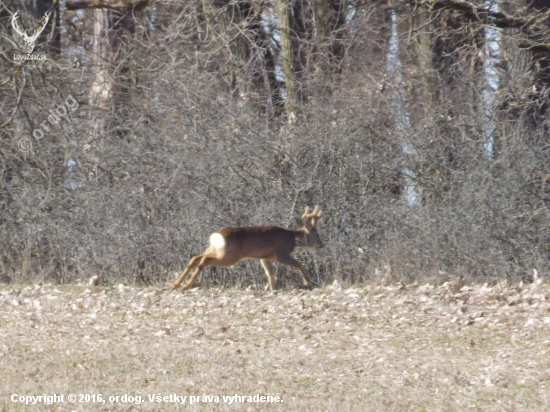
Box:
[170,206,323,292]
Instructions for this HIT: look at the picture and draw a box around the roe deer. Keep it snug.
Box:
[170,206,323,291]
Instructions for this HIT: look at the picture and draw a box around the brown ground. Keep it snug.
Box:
[1,279,549,411]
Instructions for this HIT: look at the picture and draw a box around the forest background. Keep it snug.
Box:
[1,0,549,288]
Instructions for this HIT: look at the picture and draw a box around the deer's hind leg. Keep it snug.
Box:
[260,259,276,291]
[181,254,241,291]
[170,253,210,290]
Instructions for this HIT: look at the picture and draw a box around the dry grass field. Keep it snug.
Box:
[1,279,549,411]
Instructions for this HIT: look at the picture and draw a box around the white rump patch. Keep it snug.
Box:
[209,232,226,248]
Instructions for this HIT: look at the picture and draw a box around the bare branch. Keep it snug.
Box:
[415,0,550,29]
[65,0,154,12]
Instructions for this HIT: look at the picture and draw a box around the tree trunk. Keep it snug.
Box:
[278,0,301,117]
[88,9,112,144]
[314,0,347,75]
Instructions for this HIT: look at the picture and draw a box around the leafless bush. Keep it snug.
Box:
[0,0,548,287]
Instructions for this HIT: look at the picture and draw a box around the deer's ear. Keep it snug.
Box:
[294,217,304,228]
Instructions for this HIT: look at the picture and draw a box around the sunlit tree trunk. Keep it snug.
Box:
[88,9,111,143]
[386,9,419,208]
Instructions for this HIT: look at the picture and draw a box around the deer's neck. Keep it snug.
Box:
[294,230,307,248]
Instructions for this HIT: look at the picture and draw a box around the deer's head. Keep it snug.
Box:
[295,206,324,248]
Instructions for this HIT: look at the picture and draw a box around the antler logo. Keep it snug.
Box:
[11,11,49,54]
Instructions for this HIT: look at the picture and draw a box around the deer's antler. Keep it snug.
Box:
[302,206,322,226]
[33,13,50,41]
[11,12,26,37]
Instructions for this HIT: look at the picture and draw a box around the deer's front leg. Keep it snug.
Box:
[277,255,313,289]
